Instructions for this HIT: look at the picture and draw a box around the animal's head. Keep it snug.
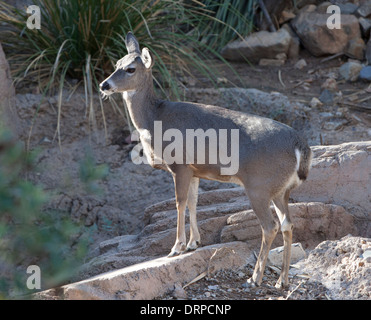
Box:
[99,32,154,96]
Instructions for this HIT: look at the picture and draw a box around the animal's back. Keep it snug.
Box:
[154,99,311,187]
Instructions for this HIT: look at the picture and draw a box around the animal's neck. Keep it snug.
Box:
[123,76,157,131]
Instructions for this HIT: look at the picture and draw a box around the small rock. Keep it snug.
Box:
[344,38,365,61]
[237,271,245,278]
[295,58,307,70]
[279,10,296,24]
[275,53,287,60]
[319,112,334,119]
[338,61,363,82]
[357,2,371,18]
[338,2,358,15]
[309,97,323,108]
[172,284,188,300]
[259,58,285,66]
[359,66,371,81]
[217,77,228,84]
[319,89,334,104]
[359,17,371,38]
[207,285,219,290]
[38,137,52,145]
[321,78,338,91]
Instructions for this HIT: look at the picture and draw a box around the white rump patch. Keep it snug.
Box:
[295,148,301,172]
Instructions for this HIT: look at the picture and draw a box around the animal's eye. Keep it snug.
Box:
[126,68,136,74]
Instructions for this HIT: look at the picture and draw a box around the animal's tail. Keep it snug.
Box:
[296,144,312,181]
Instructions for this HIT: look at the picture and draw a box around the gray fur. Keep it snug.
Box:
[100,32,312,289]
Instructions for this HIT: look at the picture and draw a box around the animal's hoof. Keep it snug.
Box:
[185,240,201,252]
[168,242,186,257]
[275,280,289,290]
[167,250,181,258]
[185,246,197,253]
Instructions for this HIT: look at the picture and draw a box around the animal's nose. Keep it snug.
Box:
[100,81,111,91]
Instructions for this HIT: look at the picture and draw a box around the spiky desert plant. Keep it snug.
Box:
[0,0,237,145]
[198,0,257,49]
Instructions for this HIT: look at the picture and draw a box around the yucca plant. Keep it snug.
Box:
[199,0,257,49]
[0,0,241,146]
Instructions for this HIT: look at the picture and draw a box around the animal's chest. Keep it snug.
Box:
[138,129,162,167]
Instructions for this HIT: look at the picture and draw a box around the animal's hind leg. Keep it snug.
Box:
[186,177,200,252]
[272,189,293,289]
[245,190,279,287]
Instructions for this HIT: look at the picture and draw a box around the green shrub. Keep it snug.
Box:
[0,127,88,298]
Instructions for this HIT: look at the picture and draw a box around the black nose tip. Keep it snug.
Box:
[100,81,111,91]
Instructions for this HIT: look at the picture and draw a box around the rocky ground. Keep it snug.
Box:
[166,264,330,300]
[160,236,371,300]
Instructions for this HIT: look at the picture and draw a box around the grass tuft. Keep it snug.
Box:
[0,0,252,145]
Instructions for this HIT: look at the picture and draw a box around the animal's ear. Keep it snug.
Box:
[141,47,154,69]
[125,32,140,54]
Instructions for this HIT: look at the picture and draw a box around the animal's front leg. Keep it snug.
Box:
[168,204,186,257]
[186,177,200,252]
[168,166,193,257]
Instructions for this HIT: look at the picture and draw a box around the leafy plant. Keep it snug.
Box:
[0,127,88,298]
[198,0,257,50]
[0,0,239,145]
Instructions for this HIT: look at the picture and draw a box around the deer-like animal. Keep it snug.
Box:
[100,32,312,289]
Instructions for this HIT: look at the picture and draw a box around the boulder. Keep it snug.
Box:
[291,141,371,232]
[221,28,292,63]
[0,43,21,137]
[37,241,253,300]
[295,235,371,300]
[81,188,250,278]
[291,12,361,56]
[220,202,356,249]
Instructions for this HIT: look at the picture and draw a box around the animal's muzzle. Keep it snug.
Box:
[100,81,111,91]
